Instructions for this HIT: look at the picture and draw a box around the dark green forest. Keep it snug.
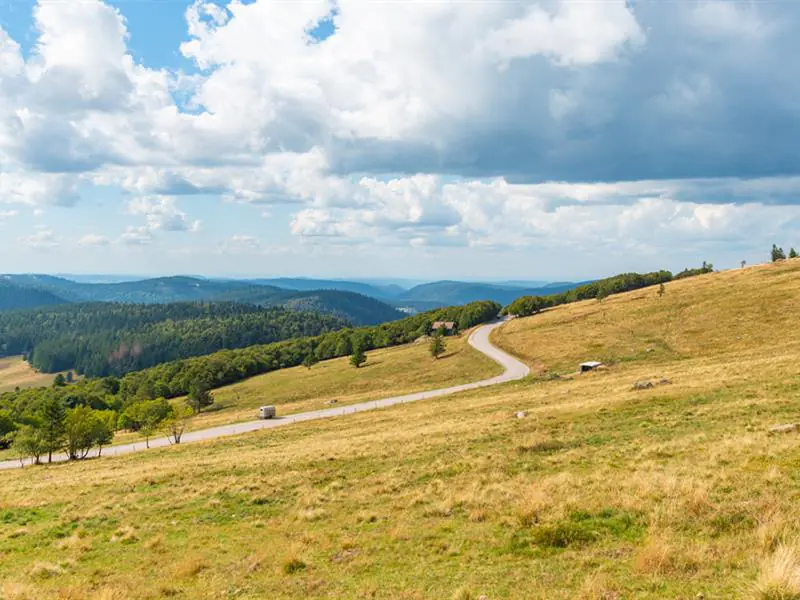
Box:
[0,302,349,377]
[0,300,501,427]
[0,275,403,324]
[0,280,68,311]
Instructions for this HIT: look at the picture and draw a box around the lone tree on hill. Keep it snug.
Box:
[790,248,799,259]
[187,383,214,414]
[350,345,367,369]
[429,333,447,359]
[163,405,192,445]
[302,352,319,370]
[772,244,786,262]
[657,282,666,298]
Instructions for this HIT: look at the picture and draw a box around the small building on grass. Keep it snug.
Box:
[431,321,457,335]
[580,361,603,373]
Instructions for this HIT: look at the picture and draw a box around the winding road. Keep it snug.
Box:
[0,319,529,470]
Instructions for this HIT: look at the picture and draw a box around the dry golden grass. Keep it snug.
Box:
[0,357,59,393]
[750,544,800,600]
[1,261,800,598]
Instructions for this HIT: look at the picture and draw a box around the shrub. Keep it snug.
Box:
[281,557,307,575]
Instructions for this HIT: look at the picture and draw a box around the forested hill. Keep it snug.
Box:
[0,300,501,417]
[1,275,264,304]
[0,280,68,311]
[0,302,348,377]
[1,275,402,325]
[399,280,584,306]
[219,289,403,325]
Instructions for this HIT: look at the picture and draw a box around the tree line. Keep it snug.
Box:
[503,265,713,317]
[771,245,799,262]
[0,300,501,463]
[0,302,349,377]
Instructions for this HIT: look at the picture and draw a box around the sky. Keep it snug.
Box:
[1,0,800,281]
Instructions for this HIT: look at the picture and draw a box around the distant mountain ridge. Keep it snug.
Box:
[1,274,584,318]
[0,279,69,311]
[397,280,586,307]
[246,277,399,300]
[0,275,402,326]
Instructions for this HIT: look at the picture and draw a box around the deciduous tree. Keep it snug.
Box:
[63,406,102,460]
[302,352,319,370]
[0,409,16,450]
[350,345,366,368]
[123,398,171,449]
[162,406,191,445]
[12,425,47,466]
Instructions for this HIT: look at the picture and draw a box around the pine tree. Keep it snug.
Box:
[657,282,665,298]
[772,244,787,262]
[186,383,214,414]
[429,334,447,359]
[790,248,799,259]
[38,397,66,463]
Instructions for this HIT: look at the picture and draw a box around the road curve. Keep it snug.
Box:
[0,319,528,471]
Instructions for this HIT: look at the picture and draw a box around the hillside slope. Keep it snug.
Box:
[0,280,69,311]
[247,277,395,299]
[401,280,582,306]
[219,288,403,325]
[2,262,800,598]
[493,260,800,373]
[3,275,402,325]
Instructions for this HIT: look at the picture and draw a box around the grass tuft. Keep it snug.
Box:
[281,557,307,575]
[751,544,800,600]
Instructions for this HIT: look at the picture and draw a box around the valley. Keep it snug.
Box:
[1,261,798,598]
[0,357,59,394]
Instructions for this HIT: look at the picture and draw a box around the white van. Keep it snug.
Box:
[258,405,276,419]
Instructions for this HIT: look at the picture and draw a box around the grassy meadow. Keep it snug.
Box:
[109,332,501,447]
[0,357,60,394]
[1,261,800,599]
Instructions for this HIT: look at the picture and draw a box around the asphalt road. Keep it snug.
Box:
[0,319,529,470]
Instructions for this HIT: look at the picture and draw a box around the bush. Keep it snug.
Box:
[281,557,307,574]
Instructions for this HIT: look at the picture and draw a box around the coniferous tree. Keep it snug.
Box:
[772,244,786,262]
[790,248,799,259]
[38,397,66,463]
[429,334,447,359]
[187,383,214,414]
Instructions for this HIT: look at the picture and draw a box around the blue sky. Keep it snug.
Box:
[1,0,800,280]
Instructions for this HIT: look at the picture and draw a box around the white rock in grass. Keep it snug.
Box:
[769,423,798,434]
